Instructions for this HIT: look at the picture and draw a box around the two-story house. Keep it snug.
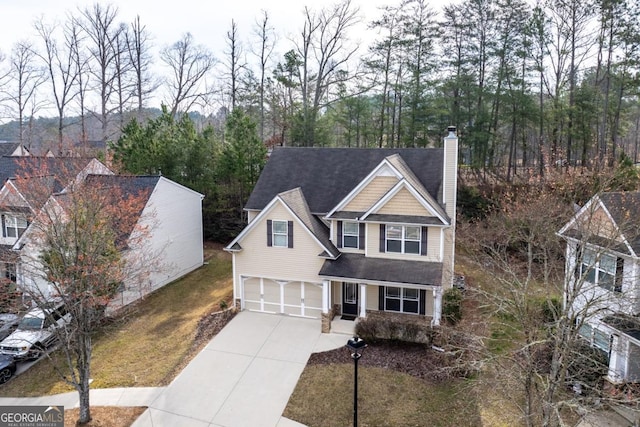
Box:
[0,157,205,310]
[225,128,458,332]
[559,191,640,383]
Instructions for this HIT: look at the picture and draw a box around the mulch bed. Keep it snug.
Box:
[308,340,467,382]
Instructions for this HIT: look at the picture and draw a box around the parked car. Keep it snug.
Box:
[0,314,20,341]
[0,355,16,384]
[0,301,70,360]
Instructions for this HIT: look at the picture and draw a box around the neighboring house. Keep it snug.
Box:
[0,157,204,310]
[225,128,459,331]
[0,142,30,157]
[559,192,640,383]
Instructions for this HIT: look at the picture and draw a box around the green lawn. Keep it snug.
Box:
[0,248,232,397]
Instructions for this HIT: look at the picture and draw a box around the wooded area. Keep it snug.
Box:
[0,0,638,172]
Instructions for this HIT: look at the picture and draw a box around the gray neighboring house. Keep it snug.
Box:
[226,129,459,332]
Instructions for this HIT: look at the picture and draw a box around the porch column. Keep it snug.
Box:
[607,334,624,383]
[432,287,443,326]
[359,283,367,318]
[322,280,330,313]
[277,280,287,314]
[240,276,246,310]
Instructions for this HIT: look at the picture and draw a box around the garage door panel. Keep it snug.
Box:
[304,285,322,308]
[242,277,322,319]
[243,278,261,310]
[284,283,301,305]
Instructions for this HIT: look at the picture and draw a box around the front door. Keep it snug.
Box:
[342,282,359,318]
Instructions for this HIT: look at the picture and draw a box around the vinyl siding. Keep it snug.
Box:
[367,285,379,311]
[234,202,326,288]
[443,136,458,219]
[121,178,204,305]
[581,206,621,242]
[343,176,398,212]
[377,187,430,216]
[367,223,442,262]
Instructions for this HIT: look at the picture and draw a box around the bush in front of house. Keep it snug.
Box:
[443,288,463,325]
[355,314,434,345]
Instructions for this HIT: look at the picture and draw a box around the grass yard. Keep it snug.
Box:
[284,364,482,427]
[0,246,232,397]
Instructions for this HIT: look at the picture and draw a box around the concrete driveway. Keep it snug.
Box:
[132,311,347,427]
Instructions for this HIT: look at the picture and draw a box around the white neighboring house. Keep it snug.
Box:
[559,191,640,384]
[0,157,204,310]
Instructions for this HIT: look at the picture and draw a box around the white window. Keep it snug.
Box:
[581,248,621,292]
[272,220,288,247]
[343,222,359,248]
[384,286,420,314]
[386,225,421,254]
[4,215,27,239]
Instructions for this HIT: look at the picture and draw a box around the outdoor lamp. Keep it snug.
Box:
[346,336,367,427]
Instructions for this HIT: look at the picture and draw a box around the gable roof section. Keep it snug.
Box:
[84,174,160,208]
[358,164,450,225]
[226,187,340,259]
[0,142,28,157]
[246,147,445,214]
[0,157,100,190]
[53,175,161,248]
[559,192,640,256]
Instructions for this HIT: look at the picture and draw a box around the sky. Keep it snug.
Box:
[0,0,423,58]
[0,0,450,119]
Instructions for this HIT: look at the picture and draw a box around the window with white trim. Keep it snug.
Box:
[384,286,420,314]
[342,221,359,248]
[581,248,622,292]
[1,262,16,283]
[386,225,421,254]
[3,215,27,239]
[578,320,611,357]
[272,220,288,247]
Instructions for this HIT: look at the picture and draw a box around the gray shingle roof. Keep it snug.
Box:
[603,313,640,342]
[319,253,443,286]
[0,143,24,157]
[278,188,340,258]
[0,157,96,191]
[84,174,160,203]
[246,147,445,214]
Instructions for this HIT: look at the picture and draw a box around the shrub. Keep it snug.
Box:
[355,314,434,345]
[443,288,463,325]
[537,296,561,324]
[566,341,608,393]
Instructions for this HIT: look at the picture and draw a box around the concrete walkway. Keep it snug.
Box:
[0,312,348,427]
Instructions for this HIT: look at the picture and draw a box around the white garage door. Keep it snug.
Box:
[242,278,322,318]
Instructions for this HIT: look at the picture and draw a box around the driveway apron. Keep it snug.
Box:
[132,311,323,427]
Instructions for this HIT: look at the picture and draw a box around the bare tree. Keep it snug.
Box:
[160,33,216,117]
[2,41,46,147]
[459,172,640,426]
[125,15,157,117]
[112,23,134,130]
[34,18,80,155]
[66,15,91,146]
[252,11,276,142]
[293,0,361,146]
[11,162,157,425]
[224,19,244,111]
[76,3,124,142]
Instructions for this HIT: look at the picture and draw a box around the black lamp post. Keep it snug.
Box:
[346,336,367,427]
